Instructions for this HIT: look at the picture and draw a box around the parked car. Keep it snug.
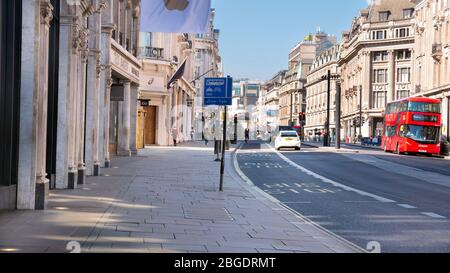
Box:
[275,131,301,151]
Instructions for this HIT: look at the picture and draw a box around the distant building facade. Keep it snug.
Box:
[414,0,450,140]
[305,45,341,141]
[261,71,288,133]
[339,0,417,141]
[279,31,336,131]
[231,79,261,139]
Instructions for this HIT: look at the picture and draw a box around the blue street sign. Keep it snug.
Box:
[204,77,233,106]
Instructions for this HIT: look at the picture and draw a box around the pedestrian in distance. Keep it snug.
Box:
[190,127,195,141]
[171,126,178,146]
[245,128,250,143]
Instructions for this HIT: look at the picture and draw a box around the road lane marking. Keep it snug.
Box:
[397,204,417,209]
[344,201,380,203]
[265,143,396,204]
[232,145,366,253]
[421,212,446,219]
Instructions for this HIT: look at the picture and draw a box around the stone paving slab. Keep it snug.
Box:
[0,142,359,253]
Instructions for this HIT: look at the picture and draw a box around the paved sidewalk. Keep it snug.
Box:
[0,142,359,253]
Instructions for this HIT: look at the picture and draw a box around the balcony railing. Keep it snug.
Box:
[139,47,165,60]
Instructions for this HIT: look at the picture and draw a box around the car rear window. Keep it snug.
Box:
[281,132,298,137]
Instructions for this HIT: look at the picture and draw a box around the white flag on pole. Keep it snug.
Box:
[141,0,211,34]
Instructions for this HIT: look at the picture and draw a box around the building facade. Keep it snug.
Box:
[414,0,450,140]
[305,45,341,141]
[193,9,222,141]
[231,79,261,139]
[279,31,336,130]
[261,71,287,133]
[0,0,141,210]
[138,32,196,146]
[138,9,221,146]
[339,0,417,142]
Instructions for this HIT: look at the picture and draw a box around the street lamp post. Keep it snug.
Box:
[290,91,294,127]
[322,71,340,147]
[324,70,331,147]
[359,85,363,142]
[335,81,342,149]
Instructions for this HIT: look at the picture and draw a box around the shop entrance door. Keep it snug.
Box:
[144,106,157,145]
[109,101,119,155]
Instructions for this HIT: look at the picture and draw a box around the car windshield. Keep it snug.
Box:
[281,132,298,137]
[408,102,441,113]
[405,125,440,143]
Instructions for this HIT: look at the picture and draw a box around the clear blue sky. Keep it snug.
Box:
[211,0,369,82]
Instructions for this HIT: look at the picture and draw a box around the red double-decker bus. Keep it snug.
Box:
[382,97,441,156]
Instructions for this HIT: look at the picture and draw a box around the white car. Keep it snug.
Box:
[275,131,301,150]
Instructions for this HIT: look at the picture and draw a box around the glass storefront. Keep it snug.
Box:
[0,0,21,188]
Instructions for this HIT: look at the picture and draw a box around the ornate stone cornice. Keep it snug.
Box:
[97,1,108,14]
[40,2,54,27]
[104,65,113,88]
[78,28,89,50]
[95,51,102,79]
[72,24,80,51]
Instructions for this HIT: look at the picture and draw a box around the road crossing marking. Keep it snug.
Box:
[265,143,396,203]
[397,204,417,209]
[421,212,446,219]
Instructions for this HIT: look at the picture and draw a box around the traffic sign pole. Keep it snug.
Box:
[219,106,227,192]
[203,76,232,192]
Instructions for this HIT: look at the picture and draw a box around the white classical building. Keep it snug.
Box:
[305,45,341,141]
[138,9,221,146]
[192,9,223,141]
[261,71,287,133]
[0,0,141,210]
[339,0,417,142]
[414,0,450,140]
[138,32,196,146]
[279,31,336,129]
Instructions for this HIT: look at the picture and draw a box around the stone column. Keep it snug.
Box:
[100,0,114,167]
[119,0,125,46]
[362,51,372,109]
[118,81,131,156]
[77,29,89,185]
[387,50,395,103]
[67,25,81,189]
[55,14,72,190]
[34,1,54,210]
[85,4,102,176]
[17,0,40,209]
[130,84,139,155]
[85,49,101,176]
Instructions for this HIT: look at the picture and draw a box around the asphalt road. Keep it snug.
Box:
[236,141,450,253]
